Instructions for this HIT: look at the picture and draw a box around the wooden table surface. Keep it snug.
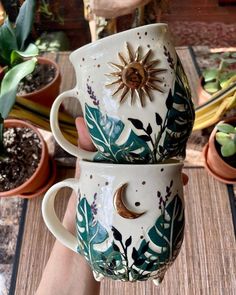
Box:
[11,48,236,295]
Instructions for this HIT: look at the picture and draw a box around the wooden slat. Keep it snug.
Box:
[14,168,236,294]
[176,47,199,106]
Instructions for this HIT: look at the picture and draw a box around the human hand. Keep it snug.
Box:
[36,117,100,295]
[63,117,96,227]
[90,0,152,19]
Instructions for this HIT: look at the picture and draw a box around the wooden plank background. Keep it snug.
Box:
[14,50,236,294]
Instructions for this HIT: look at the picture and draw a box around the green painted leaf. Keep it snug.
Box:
[76,197,126,279]
[136,194,184,272]
[161,58,195,160]
[76,197,110,258]
[85,103,151,163]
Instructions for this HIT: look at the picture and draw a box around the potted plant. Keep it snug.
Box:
[199,51,236,105]
[0,119,56,198]
[203,117,236,184]
[16,55,61,108]
[0,0,61,108]
[0,0,56,198]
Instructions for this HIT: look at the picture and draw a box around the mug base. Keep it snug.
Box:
[93,271,104,282]
[153,274,165,286]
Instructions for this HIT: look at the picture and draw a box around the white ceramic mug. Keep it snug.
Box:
[50,23,195,164]
[42,160,185,284]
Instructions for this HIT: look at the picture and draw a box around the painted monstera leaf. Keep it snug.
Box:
[76,197,119,275]
[76,197,125,278]
[135,194,184,273]
[161,58,195,159]
[85,103,151,163]
[176,56,192,101]
[76,197,110,258]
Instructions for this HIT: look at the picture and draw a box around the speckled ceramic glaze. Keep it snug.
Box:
[50,23,195,163]
[42,160,185,284]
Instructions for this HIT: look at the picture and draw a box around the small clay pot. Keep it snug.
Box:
[198,76,212,106]
[17,57,61,108]
[0,119,56,198]
[203,117,236,184]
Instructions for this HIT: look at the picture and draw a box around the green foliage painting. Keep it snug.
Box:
[76,188,184,281]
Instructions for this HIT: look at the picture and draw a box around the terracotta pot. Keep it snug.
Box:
[0,119,56,198]
[203,117,236,184]
[17,57,61,108]
[198,76,212,106]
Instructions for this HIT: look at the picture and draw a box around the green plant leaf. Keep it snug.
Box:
[216,132,231,146]
[209,53,221,60]
[0,58,37,119]
[221,141,236,157]
[216,123,235,134]
[221,52,230,58]
[231,53,236,58]
[223,58,236,64]
[203,69,218,82]
[0,113,4,154]
[10,43,39,65]
[219,72,236,87]
[0,19,18,64]
[204,81,220,93]
[15,0,36,50]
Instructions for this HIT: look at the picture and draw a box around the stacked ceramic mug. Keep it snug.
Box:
[42,24,195,285]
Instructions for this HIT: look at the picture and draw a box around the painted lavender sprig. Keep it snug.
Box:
[157,180,173,211]
[163,46,175,69]
[87,83,99,106]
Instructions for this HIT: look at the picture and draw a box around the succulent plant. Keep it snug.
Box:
[202,52,236,94]
[215,122,236,157]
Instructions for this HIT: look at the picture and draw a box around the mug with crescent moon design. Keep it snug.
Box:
[42,160,185,284]
[50,23,195,164]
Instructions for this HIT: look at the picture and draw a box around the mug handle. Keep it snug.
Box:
[50,88,97,160]
[42,178,80,253]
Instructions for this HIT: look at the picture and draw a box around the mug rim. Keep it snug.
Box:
[70,23,168,59]
[79,159,184,168]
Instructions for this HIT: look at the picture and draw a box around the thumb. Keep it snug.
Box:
[75,117,96,152]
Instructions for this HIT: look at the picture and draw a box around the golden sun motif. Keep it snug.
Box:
[106,43,167,106]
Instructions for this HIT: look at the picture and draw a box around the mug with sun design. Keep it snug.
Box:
[42,160,185,284]
[50,23,195,163]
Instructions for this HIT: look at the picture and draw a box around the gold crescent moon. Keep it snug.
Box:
[113,183,145,219]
